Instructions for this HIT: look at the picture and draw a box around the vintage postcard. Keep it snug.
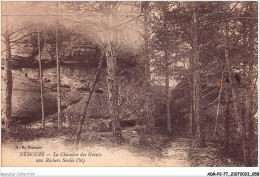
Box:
[1,1,258,171]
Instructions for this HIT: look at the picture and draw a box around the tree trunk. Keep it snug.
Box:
[38,28,45,129]
[76,56,104,145]
[194,63,204,147]
[2,35,12,130]
[192,8,205,147]
[161,3,172,134]
[143,2,151,88]
[105,44,123,144]
[244,4,255,165]
[142,1,154,131]
[188,85,193,135]
[165,50,171,133]
[224,21,248,165]
[224,86,230,155]
[192,74,196,135]
[56,25,61,131]
[190,58,196,135]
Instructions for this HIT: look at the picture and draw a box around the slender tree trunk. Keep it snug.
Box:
[240,16,252,165]
[190,59,196,135]
[192,8,205,147]
[143,2,151,88]
[56,25,61,131]
[224,86,230,155]
[161,3,172,134]
[192,75,196,135]
[2,35,12,129]
[188,84,193,135]
[224,21,248,165]
[165,50,171,133]
[38,28,45,129]
[244,4,255,165]
[242,19,250,132]
[142,1,154,131]
[213,73,223,138]
[194,63,204,147]
[105,44,123,144]
[76,57,104,145]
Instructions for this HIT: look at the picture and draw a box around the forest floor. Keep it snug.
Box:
[1,123,244,167]
[1,125,189,166]
[5,67,247,167]
[188,142,245,167]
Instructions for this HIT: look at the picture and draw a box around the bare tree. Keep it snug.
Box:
[1,22,34,130]
[165,50,171,133]
[56,24,61,131]
[162,4,172,134]
[37,27,45,129]
[1,31,13,130]
[192,5,205,147]
[97,2,129,143]
[141,1,155,131]
[243,2,257,166]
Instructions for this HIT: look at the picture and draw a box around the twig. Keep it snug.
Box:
[202,87,218,99]
[202,96,219,109]
[213,72,224,137]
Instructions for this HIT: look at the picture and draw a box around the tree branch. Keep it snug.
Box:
[202,87,218,99]
[200,17,257,30]
[8,24,34,38]
[10,33,32,44]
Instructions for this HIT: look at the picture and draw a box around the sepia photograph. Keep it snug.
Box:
[1,1,258,170]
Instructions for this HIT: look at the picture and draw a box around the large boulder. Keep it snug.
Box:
[11,70,57,123]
